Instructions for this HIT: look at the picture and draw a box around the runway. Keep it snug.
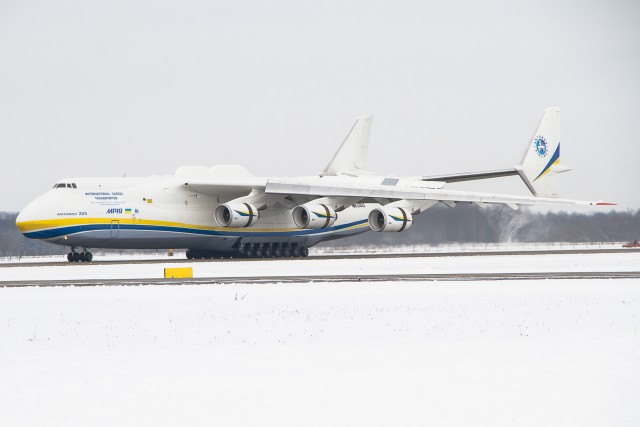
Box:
[1,249,638,287]
[1,270,638,287]
[1,247,637,268]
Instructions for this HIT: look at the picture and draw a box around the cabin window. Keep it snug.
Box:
[55,183,66,188]
[66,183,72,188]
[71,183,77,188]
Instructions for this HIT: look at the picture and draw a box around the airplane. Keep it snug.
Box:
[16,107,613,262]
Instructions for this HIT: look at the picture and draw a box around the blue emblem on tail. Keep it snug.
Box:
[534,136,548,157]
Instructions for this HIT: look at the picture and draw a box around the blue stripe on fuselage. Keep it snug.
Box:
[23,220,369,240]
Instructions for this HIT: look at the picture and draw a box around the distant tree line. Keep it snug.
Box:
[323,205,640,247]
[1,207,639,256]
[0,212,65,257]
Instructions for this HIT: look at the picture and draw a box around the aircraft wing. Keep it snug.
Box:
[264,177,612,209]
[183,175,611,209]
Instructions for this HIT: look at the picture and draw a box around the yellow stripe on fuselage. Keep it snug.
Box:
[16,217,369,234]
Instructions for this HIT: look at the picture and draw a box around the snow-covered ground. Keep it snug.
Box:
[1,253,639,426]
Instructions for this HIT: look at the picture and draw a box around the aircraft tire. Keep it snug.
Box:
[264,247,273,258]
[186,249,194,260]
[254,245,263,258]
[292,246,301,257]
[273,245,282,257]
[67,253,74,262]
[283,246,291,257]
[84,252,93,262]
[301,247,309,257]
[72,252,81,262]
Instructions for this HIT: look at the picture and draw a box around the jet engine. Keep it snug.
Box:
[368,207,413,232]
[215,203,259,227]
[292,204,337,229]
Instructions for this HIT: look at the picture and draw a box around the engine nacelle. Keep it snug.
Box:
[292,204,337,229]
[368,207,413,232]
[215,203,259,227]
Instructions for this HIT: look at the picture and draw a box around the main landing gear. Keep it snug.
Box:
[185,243,309,260]
[67,247,93,263]
[238,243,309,259]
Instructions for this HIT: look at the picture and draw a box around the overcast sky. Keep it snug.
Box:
[1,0,638,212]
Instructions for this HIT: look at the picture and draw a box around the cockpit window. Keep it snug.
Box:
[53,183,76,189]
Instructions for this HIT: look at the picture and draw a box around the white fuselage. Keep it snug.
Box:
[16,175,373,253]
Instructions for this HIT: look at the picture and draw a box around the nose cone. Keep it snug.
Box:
[16,196,47,238]
[16,204,33,237]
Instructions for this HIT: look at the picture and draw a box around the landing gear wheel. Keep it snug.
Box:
[71,252,81,262]
[301,247,309,257]
[254,245,263,258]
[292,246,301,257]
[240,243,251,258]
[84,252,93,262]
[67,253,73,262]
[186,249,194,260]
[283,246,291,257]
[273,245,282,258]
[263,247,273,258]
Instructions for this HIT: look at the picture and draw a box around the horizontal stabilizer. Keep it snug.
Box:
[422,168,520,183]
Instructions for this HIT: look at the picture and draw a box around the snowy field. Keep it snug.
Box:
[1,253,639,426]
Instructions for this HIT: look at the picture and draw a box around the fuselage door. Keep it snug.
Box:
[110,220,120,238]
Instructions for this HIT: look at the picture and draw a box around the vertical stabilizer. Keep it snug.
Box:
[322,115,372,176]
[517,107,571,197]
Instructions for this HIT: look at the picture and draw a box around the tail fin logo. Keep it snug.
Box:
[534,136,548,157]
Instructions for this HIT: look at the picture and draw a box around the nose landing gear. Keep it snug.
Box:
[67,247,93,262]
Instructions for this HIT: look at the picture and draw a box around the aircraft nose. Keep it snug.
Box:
[16,206,31,236]
[15,198,44,237]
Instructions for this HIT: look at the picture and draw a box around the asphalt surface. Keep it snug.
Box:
[1,247,639,287]
[0,270,638,287]
[1,247,638,268]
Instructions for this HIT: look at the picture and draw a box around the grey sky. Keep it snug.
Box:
[1,0,638,212]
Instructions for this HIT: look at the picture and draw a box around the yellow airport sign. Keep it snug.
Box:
[164,267,193,279]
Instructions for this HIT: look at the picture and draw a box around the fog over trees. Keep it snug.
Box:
[337,206,640,247]
[2,207,638,256]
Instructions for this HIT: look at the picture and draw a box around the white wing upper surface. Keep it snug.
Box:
[181,174,608,210]
[264,176,606,208]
